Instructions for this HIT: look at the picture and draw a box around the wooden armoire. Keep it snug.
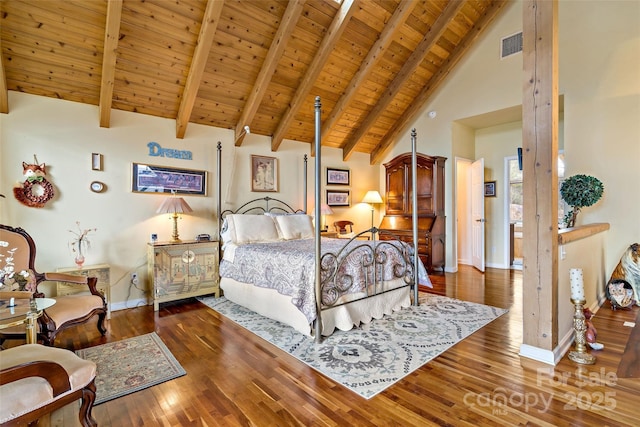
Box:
[378,152,446,273]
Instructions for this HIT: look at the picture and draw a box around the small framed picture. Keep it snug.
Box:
[251,155,278,192]
[326,190,350,207]
[92,153,103,171]
[484,181,497,197]
[326,167,350,186]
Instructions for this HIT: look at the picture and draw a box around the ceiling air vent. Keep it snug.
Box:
[501,32,523,59]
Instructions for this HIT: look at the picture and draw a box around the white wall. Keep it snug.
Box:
[1,92,380,309]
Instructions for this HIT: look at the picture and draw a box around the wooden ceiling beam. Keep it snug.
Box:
[342,0,465,161]
[370,0,507,164]
[271,0,358,152]
[235,0,306,146]
[313,0,416,157]
[176,0,224,139]
[0,50,7,114]
[99,0,123,128]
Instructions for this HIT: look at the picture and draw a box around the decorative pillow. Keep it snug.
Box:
[220,216,236,249]
[230,214,281,244]
[274,214,314,240]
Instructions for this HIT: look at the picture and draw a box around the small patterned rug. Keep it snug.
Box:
[199,294,508,399]
[76,332,186,405]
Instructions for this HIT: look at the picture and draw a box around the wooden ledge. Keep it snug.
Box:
[558,223,610,245]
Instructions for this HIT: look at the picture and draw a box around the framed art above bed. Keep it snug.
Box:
[251,155,278,192]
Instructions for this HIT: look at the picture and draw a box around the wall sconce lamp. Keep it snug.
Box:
[235,125,251,145]
[320,203,334,231]
[362,190,383,231]
[156,195,193,243]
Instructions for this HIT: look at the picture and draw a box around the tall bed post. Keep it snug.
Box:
[303,154,308,213]
[411,129,419,306]
[217,141,222,241]
[314,96,323,342]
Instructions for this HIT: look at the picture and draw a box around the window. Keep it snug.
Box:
[508,152,565,226]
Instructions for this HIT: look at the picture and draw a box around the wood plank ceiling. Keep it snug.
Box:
[0,0,507,164]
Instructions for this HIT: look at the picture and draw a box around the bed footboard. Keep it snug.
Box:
[319,228,420,311]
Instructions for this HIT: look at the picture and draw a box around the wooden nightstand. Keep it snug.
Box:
[321,231,338,238]
[147,240,220,311]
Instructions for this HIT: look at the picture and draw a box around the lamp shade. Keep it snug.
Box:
[320,203,334,215]
[362,190,383,204]
[156,197,193,214]
[156,196,193,243]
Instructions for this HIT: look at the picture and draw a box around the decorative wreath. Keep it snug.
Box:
[13,157,56,208]
[14,177,55,208]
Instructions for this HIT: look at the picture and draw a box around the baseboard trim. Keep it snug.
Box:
[111,298,149,312]
[519,344,563,365]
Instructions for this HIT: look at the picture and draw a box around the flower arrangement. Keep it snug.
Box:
[69,221,97,268]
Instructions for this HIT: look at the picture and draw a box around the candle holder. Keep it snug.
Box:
[568,298,596,365]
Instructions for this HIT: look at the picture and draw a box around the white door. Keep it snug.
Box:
[471,158,485,272]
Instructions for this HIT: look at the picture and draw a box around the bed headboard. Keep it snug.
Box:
[220,196,305,218]
[216,141,308,240]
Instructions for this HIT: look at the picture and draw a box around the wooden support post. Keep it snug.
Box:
[520,0,560,363]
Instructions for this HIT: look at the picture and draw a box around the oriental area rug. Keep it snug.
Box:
[75,332,186,405]
[199,294,508,399]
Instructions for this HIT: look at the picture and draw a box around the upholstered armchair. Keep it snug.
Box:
[0,343,97,426]
[0,224,107,346]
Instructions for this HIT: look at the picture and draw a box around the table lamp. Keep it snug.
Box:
[362,190,383,230]
[320,203,334,231]
[157,195,193,243]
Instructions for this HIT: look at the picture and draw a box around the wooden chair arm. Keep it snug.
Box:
[43,272,89,284]
[42,274,102,296]
[0,361,71,397]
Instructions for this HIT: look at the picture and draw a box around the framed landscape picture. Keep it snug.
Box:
[326,167,350,186]
[132,163,207,195]
[326,190,350,207]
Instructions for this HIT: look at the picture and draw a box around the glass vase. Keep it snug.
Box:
[74,252,85,268]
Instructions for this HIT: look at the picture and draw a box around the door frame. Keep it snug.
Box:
[454,157,471,269]
[504,155,520,269]
[471,157,485,272]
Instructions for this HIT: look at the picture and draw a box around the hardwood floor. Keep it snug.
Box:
[18,266,640,426]
[617,309,640,379]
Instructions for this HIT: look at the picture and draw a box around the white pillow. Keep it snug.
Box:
[274,214,314,240]
[230,214,281,244]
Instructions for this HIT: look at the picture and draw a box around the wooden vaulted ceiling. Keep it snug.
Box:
[0,0,507,164]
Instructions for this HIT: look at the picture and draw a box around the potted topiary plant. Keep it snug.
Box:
[560,174,604,228]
